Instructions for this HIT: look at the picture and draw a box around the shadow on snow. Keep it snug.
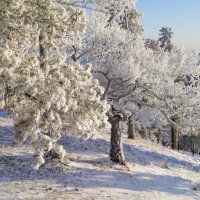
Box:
[0,154,196,197]
[0,125,199,197]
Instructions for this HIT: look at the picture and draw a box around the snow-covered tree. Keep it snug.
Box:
[0,0,109,169]
[145,39,161,53]
[133,49,200,149]
[104,0,143,34]
[85,0,160,164]
[88,2,200,153]
[159,27,174,52]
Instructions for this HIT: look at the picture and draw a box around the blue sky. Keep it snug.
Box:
[136,0,200,50]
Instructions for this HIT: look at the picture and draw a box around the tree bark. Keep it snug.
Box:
[191,140,195,156]
[183,136,186,151]
[108,111,126,165]
[127,116,135,139]
[171,116,180,150]
[39,30,46,68]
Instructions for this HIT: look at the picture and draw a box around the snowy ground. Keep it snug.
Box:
[0,112,200,200]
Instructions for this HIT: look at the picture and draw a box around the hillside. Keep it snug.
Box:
[0,113,200,200]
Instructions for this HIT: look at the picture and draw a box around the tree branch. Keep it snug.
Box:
[111,84,137,102]
[102,79,113,100]
[92,70,110,81]
[129,98,177,127]
[55,1,105,13]
[137,84,175,114]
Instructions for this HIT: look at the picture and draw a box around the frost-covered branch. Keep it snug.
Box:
[137,84,175,114]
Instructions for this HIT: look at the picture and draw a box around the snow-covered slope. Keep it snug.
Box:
[0,112,200,200]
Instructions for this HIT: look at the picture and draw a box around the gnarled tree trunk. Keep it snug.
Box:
[109,111,126,165]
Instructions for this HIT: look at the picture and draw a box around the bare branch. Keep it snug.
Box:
[160,110,177,127]
[138,85,165,101]
[137,84,175,114]
[111,84,137,102]
[102,79,113,100]
[71,45,89,62]
[55,1,105,13]
[129,98,177,127]
[71,45,78,62]
[92,70,110,81]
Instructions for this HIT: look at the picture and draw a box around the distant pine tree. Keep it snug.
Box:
[159,27,174,52]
